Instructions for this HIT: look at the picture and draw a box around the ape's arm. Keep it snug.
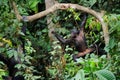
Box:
[80,13,88,32]
[52,31,72,44]
[73,47,95,61]
[76,48,95,57]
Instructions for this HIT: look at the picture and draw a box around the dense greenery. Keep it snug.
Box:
[0,0,120,80]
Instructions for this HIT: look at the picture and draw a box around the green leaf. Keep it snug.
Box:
[90,0,97,7]
[42,29,48,33]
[14,51,19,61]
[109,38,116,49]
[28,0,39,13]
[96,23,101,31]
[47,68,57,76]
[0,69,7,79]
[7,49,15,58]
[95,73,107,80]
[71,69,86,80]
[94,69,116,80]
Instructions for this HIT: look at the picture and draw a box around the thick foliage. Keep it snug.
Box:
[0,0,120,80]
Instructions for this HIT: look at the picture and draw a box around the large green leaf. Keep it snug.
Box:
[94,69,116,80]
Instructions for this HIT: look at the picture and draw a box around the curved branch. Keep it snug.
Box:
[12,2,110,52]
[27,4,109,45]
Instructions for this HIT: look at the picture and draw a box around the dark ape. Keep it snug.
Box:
[52,13,106,61]
[0,54,24,80]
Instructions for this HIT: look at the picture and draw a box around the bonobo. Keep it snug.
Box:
[52,13,96,61]
[0,54,24,80]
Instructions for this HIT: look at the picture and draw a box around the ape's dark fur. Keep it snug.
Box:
[0,54,24,80]
[52,13,106,61]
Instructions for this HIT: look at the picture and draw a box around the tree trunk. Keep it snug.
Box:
[45,0,59,41]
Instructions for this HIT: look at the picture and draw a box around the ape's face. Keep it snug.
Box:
[71,29,79,38]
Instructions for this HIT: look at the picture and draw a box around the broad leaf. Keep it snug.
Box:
[94,69,116,80]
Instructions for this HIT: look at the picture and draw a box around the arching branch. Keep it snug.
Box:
[12,2,110,56]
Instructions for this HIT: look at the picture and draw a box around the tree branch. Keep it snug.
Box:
[12,2,110,55]
[11,1,22,21]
